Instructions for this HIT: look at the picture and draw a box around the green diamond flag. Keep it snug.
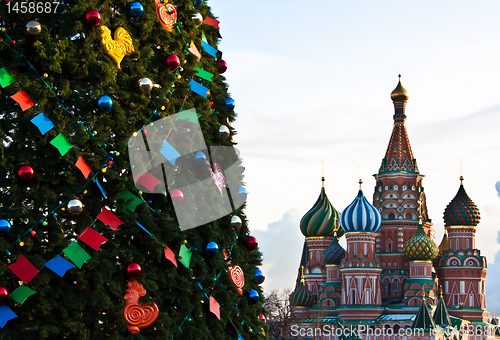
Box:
[63,241,91,269]
[0,67,15,88]
[179,244,192,268]
[177,109,202,124]
[10,285,36,305]
[194,67,213,82]
[118,190,143,213]
[50,134,73,156]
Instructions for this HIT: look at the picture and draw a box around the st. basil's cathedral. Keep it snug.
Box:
[288,76,499,339]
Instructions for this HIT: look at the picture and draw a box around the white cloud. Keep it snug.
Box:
[253,209,304,293]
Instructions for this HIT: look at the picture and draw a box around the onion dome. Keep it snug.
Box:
[323,233,346,265]
[437,233,449,257]
[289,267,316,307]
[443,176,480,227]
[403,221,439,261]
[300,177,341,237]
[391,74,409,102]
[340,181,382,233]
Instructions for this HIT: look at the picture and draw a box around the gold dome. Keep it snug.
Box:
[391,74,409,102]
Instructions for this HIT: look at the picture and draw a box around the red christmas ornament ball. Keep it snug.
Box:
[86,10,101,26]
[244,236,258,251]
[170,189,184,204]
[0,287,8,301]
[216,59,227,73]
[18,165,35,181]
[126,263,141,280]
[165,54,181,71]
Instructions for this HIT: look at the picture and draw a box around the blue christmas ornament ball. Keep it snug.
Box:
[238,186,247,201]
[0,220,11,236]
[195,151,207,166]
[129,2,144,17]
[204,241,219,257]
[98,95,113,111]
[254,268,265,284]
[194,0,203,6]
[225,97,235,112]
[246,289,259,305]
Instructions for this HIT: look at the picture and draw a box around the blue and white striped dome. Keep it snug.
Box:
[340,189,382,233]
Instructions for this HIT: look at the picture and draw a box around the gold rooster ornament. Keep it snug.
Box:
[100,26,134,69]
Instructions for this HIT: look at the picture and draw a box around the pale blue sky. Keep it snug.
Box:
[209,0,500,311]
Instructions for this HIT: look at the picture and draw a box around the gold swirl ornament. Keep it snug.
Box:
[100,26,134,69]
[155,0,177,32]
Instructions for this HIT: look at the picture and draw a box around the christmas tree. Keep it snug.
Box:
[0,0,267,338]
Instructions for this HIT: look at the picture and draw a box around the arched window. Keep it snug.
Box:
[393,280,399,290]
[384,279,391,296]
[388,213,395,219]
[466,239,469,249]
[387,241,392,253]
[364,243,367,256]
[316,251,320,262]
[354,243,357,257]
[456,238,459,250]
[415,267,418,276]
[351,290,356,304]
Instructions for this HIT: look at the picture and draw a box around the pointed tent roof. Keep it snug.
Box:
[433,294,452,327]
[379,75,419,173]
[411,299,437,331]
[296,241,309,286]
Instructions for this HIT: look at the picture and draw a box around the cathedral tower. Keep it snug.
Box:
[299,177,340,298]
[436,177,488,322]
[339,181,383,321]
[373,75,435,301]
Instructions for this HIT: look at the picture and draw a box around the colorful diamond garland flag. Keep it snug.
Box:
[201,40,217,58]
[209,296,220,320]
[194,67,213,82]
[75,156,91,179]
[78,227,108,251]
[10,285,36,305]
[11,91,35,111]
[0,67,15,88]
[164,245,178,267]
[204,17,220,29]
[0,304,17,328]
[31,112,55,135]
[62,241,91,269]
[189,79,209,98]
[160,140,181,166]
[97,207,124,231]
[188,40,201,60]
[118,190,143,213]
[134,171,162,192]
[135,221,152,236]
[45,255,76,277]
[179,244,192,268]
[50,133,73,156]
[8,254,39,284]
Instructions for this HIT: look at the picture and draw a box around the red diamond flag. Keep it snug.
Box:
[11,91,34,111]
[97,208,124,231]
[204,17,220,29]
[164,245,178,267]
[209,296,220,320]
[134,171,162,192]
[78,227,108,251]
[75,156,91,179]
[8,255,39,284]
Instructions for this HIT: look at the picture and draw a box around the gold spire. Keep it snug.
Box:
[300,266,305,284]
[391,74,409,102]
[359,179,363,190]
[322,160,325,188]
[460,175,464,185]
